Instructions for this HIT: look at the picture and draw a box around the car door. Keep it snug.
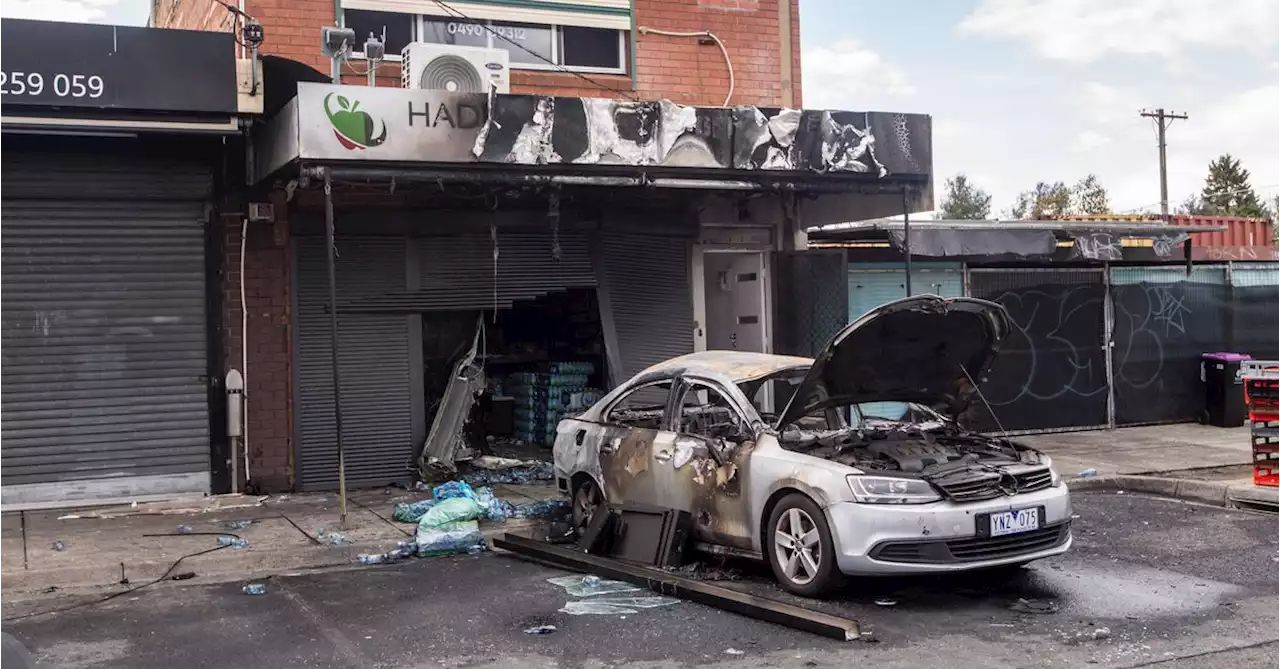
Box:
[651,377,757,551]
[582,379,678,506]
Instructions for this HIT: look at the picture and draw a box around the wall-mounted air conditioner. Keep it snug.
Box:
[400,43,510,94]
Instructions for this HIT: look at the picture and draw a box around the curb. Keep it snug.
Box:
[1067,475,1278,510]
[1066,475,1212,503]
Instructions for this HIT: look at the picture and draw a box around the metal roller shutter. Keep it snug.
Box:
[295,236,416,491]
[1,156,213,506]
[597,231,694,385]
[412,228,594,311]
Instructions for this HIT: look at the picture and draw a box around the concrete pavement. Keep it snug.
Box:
[4,491,1276,669]
[0,484,561,599]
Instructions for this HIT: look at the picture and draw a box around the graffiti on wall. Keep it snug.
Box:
[967,277,1109,432]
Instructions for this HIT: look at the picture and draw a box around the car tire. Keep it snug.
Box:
[766,493,845,597]
[571,477,603,538]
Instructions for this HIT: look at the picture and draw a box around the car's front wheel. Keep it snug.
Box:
[766,493,845,597]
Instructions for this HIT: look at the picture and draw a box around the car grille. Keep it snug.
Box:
[869,522,1071,564]
[932,467,1054,502]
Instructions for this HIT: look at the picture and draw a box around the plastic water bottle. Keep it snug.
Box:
[175,525,193,534]
[356,554,386,565]
[217,536,249,549]
[1079,468,1098,478]
[242,583,267,595]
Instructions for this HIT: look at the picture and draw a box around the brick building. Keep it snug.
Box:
[155,0,802,107]
[150,0,809,493]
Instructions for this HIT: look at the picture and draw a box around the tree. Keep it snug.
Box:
[1071,174,1110,215]
[1010,181,1072,219]
[936,174,993,220]
[1198,154,1267,217]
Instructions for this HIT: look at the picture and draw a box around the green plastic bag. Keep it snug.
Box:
[419,496,484,528]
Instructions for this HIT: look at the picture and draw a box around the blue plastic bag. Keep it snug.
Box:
[432,480,477,503]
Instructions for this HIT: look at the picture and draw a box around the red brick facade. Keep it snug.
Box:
[156,0,801,492]
[219,200,294,492]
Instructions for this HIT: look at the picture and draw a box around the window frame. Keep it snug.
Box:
[601,379,677,430]
[342,11,628,75]
[673,377,755,441]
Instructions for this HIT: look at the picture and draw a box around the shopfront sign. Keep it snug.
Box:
[0,19,236,114]
[298,83,487,163]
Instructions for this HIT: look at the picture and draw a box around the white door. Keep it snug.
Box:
[703,252,766,352]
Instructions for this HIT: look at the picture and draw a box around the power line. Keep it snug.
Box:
[425,0,638,100]
[1139,108,1188,217]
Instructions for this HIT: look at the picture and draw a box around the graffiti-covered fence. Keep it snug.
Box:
[967,269,1110,432]
[1110,267,1227,424]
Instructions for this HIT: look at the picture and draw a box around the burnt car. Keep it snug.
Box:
[552,295,1071,596]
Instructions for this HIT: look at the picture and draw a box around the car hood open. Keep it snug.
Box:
[774,295,1012,429]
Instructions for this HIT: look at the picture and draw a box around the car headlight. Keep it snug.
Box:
[847,475,941,504]
[1042,455,1063,488]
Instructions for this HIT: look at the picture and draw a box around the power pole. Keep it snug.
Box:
[1139,108,1188,219]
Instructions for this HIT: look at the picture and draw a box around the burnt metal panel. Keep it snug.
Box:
[294,236,417,491]
[596,230,694,386]
[1,169,212,490]
[966,269,1108,433]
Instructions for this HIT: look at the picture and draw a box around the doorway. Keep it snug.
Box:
[701,251,768,353]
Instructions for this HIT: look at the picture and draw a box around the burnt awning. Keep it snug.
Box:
[809,219,1231,261]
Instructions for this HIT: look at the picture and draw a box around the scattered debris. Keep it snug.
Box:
[463,457,554,486]
[170,572,197,581]
[874,598,897,607]
[1009,598,1059,614]
[557,597,680,616]
[51,541,65,552]
[416,520,485,557]
[725,648,746,656]
[511,498,570,520]
[217,536,249,549]
[670,562,742,582]
[242,583,267,595]
[41,586,58,594]
[547,575,641,597]
[1079,468,1098,478]
[175,525,194,534]
[314,528,349,546]
[224,519,255,531]
[56,514,82,520]
[523,625,557,635]
[1116,491,1126,495]
[357,554,386,565]
[418,323,485,481]
[1062,626,1112,644]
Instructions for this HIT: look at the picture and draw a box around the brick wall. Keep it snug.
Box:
[205,0,801,106]
[221,205,293,492]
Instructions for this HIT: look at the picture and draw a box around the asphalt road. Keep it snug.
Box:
[4,491,1277,669]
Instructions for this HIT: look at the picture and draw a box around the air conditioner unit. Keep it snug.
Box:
[401,43,510,94]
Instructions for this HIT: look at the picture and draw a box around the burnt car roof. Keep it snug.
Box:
[637,351,813,383]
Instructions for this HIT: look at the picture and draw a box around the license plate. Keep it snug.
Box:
[990,508,1039,537]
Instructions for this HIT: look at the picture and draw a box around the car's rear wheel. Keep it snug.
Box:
[766,493,845,597]
[571,477,603,537]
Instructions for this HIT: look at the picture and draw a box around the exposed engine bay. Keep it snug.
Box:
[779,420,1045,478]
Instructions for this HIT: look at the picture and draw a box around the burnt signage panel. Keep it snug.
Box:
[0,19,237,114]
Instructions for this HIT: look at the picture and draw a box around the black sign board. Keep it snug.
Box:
[0,19,237,115]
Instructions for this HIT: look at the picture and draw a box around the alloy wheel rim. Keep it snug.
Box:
[773,508,821,585]
[573,484,600,531]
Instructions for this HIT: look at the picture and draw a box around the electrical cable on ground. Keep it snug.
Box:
[636,27,734,106]
[1,536,241,622]
[426,0,638,100]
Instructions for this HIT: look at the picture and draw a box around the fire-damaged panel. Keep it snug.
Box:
[277,83,931,178]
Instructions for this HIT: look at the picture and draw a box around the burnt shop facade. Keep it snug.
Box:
[254,81,935,492]
[0,19,244,506]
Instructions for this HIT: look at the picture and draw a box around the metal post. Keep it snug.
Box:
[323,169,349,528]
[902,187,912,296]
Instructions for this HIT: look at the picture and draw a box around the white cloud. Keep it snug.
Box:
[802,39,917,110]
[959,0,1279,64]
[2,0,120,22]
[1072,130,1111,152]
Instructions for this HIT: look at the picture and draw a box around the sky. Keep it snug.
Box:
[4,0,1278,217]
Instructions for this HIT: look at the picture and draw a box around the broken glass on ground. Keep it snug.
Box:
[558,596,680,616]
[547,575,642,597]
